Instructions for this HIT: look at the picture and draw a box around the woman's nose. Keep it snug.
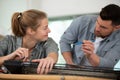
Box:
[48,27,51,33]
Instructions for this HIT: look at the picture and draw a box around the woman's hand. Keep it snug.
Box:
[8,47,29,61]
[32,57,55,74]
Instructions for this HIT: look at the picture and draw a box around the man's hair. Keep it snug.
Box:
[100,4,120,26]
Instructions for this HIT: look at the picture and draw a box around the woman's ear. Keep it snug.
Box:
[26,27,35,35]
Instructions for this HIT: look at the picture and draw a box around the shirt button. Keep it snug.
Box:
[79,57,81,59]
[115,59,118,62]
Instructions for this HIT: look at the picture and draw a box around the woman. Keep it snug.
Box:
[0,9,58,74]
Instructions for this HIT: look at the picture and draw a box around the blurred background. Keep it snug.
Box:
[0,0,120,64]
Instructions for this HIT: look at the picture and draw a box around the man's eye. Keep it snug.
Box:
[100,26,107,29]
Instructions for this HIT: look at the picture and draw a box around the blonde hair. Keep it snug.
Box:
[11,9,47,37]
[0,34,4,40]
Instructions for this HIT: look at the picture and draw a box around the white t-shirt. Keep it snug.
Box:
[114,60,120,71]
[94,37,104,53]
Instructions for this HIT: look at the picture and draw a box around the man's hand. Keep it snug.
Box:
[81,40,100,66]
[81,40,95,57]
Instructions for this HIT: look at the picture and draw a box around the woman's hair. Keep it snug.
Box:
[0,34,4,40]
[11,9,47,37]
[100,4,120,26]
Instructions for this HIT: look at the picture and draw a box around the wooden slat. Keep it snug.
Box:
[0,74,113,80]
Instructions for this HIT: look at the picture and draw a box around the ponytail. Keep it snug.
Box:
[11,12,26,37]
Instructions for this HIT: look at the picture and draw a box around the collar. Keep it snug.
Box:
[16,36,22,49]
[106,29,120,42]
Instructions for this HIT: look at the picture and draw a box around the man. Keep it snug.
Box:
[60,4,120,68]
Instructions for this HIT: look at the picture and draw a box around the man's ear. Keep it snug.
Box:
[115,25,120,29]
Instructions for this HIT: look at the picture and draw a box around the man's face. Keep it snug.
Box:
[94,16,115,38]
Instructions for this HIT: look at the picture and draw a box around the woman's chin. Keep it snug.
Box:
[42,37,48,41]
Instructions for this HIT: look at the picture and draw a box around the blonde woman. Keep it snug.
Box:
[0,9,58,74]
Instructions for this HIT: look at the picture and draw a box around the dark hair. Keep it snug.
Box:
[100,4,120,26]
[11,9,47,37]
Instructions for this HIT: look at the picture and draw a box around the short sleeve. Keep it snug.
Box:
[45,38,58,55]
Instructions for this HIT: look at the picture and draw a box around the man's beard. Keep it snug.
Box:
[95,31,111,38]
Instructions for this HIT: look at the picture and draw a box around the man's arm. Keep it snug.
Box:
[86,53,100,66]
[62,51,74,65]
[60,16,85,65]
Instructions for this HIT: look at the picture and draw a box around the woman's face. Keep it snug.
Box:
[32,18,51,41]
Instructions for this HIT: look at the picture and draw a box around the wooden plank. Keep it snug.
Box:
[0,74,113,80]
